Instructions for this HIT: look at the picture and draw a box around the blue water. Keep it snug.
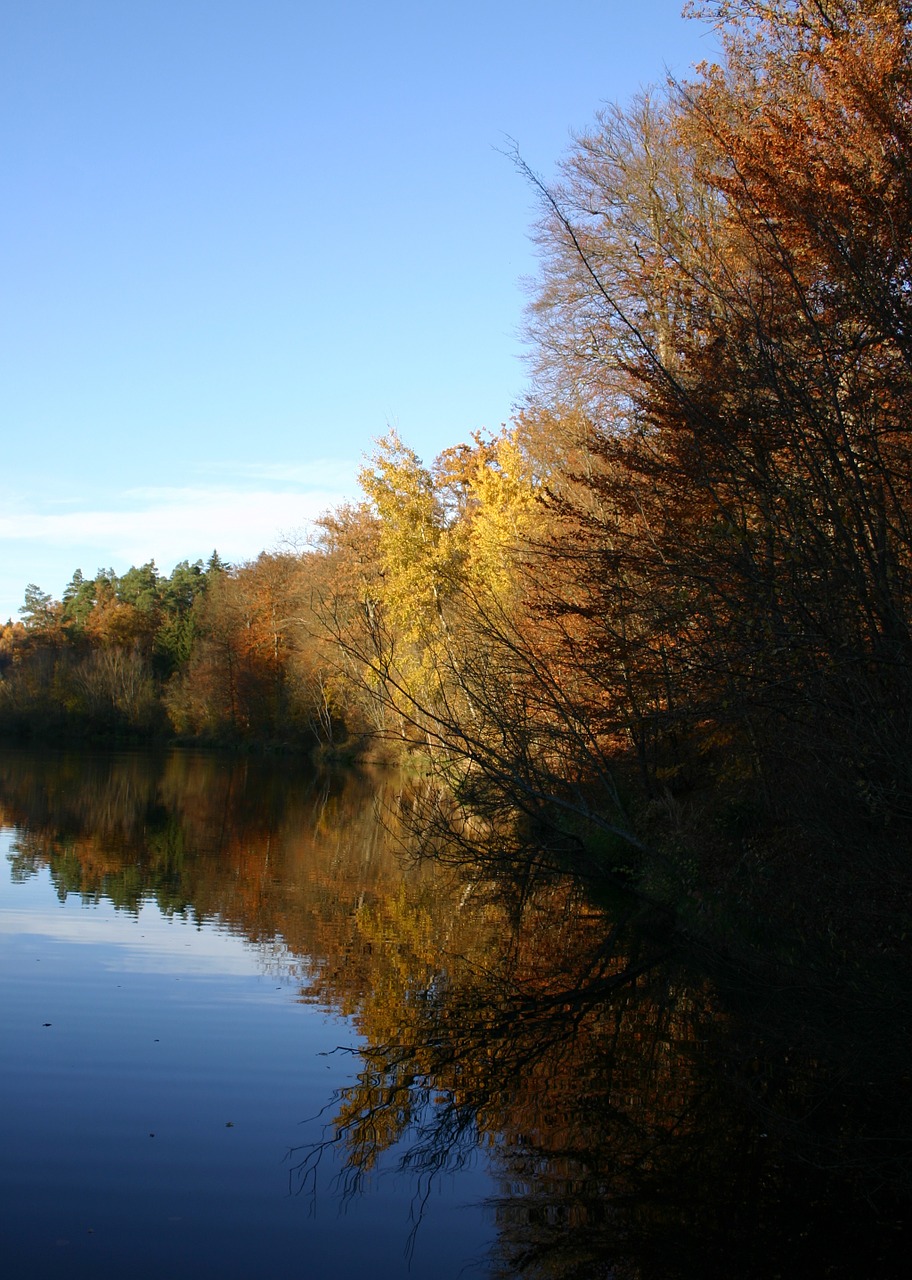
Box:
[0,833,495,1280]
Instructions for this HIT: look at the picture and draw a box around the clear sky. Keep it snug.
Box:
[0,1,716,621]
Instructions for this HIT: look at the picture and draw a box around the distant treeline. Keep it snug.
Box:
[4,2,912,978]
[0,551,344,748]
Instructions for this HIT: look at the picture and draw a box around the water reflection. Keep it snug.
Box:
[293,865,912,1278]
[0,747,434,990]
[0,747,496,1280]
[1,746,910,1278]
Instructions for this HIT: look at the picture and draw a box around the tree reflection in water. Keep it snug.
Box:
[1,747,910,1277]
[291,847,912,1278]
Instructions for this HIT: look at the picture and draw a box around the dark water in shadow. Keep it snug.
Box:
[1,747,910,1278]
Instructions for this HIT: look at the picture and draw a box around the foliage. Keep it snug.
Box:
[300,0,912,982]
[0,553,341,747]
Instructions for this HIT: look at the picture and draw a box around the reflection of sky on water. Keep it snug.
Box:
[1,891,292,979]
[0,825,495,1280]
[1,831,302,980]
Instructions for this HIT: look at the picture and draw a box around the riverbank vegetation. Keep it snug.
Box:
[4,2,912,982]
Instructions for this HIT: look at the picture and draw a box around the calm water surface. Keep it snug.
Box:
[0,749,494,1280]
[1,747,910,1279]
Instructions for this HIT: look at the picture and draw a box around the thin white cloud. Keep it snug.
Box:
[197,458,360,488]
[0,901,293,978]
[0,476,359,617]
[0,484,350,561]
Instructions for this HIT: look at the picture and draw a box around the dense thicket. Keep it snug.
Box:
[5,0,912,972]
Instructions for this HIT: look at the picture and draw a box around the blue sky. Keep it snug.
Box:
[0,1,716,621]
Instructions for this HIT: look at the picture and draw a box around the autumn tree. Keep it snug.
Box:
[162,551,327,743]
[497,0,912,963]
[312,432,474,746]
[304,2,912,960]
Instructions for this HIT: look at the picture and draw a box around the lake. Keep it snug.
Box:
[1,747,909,1278]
